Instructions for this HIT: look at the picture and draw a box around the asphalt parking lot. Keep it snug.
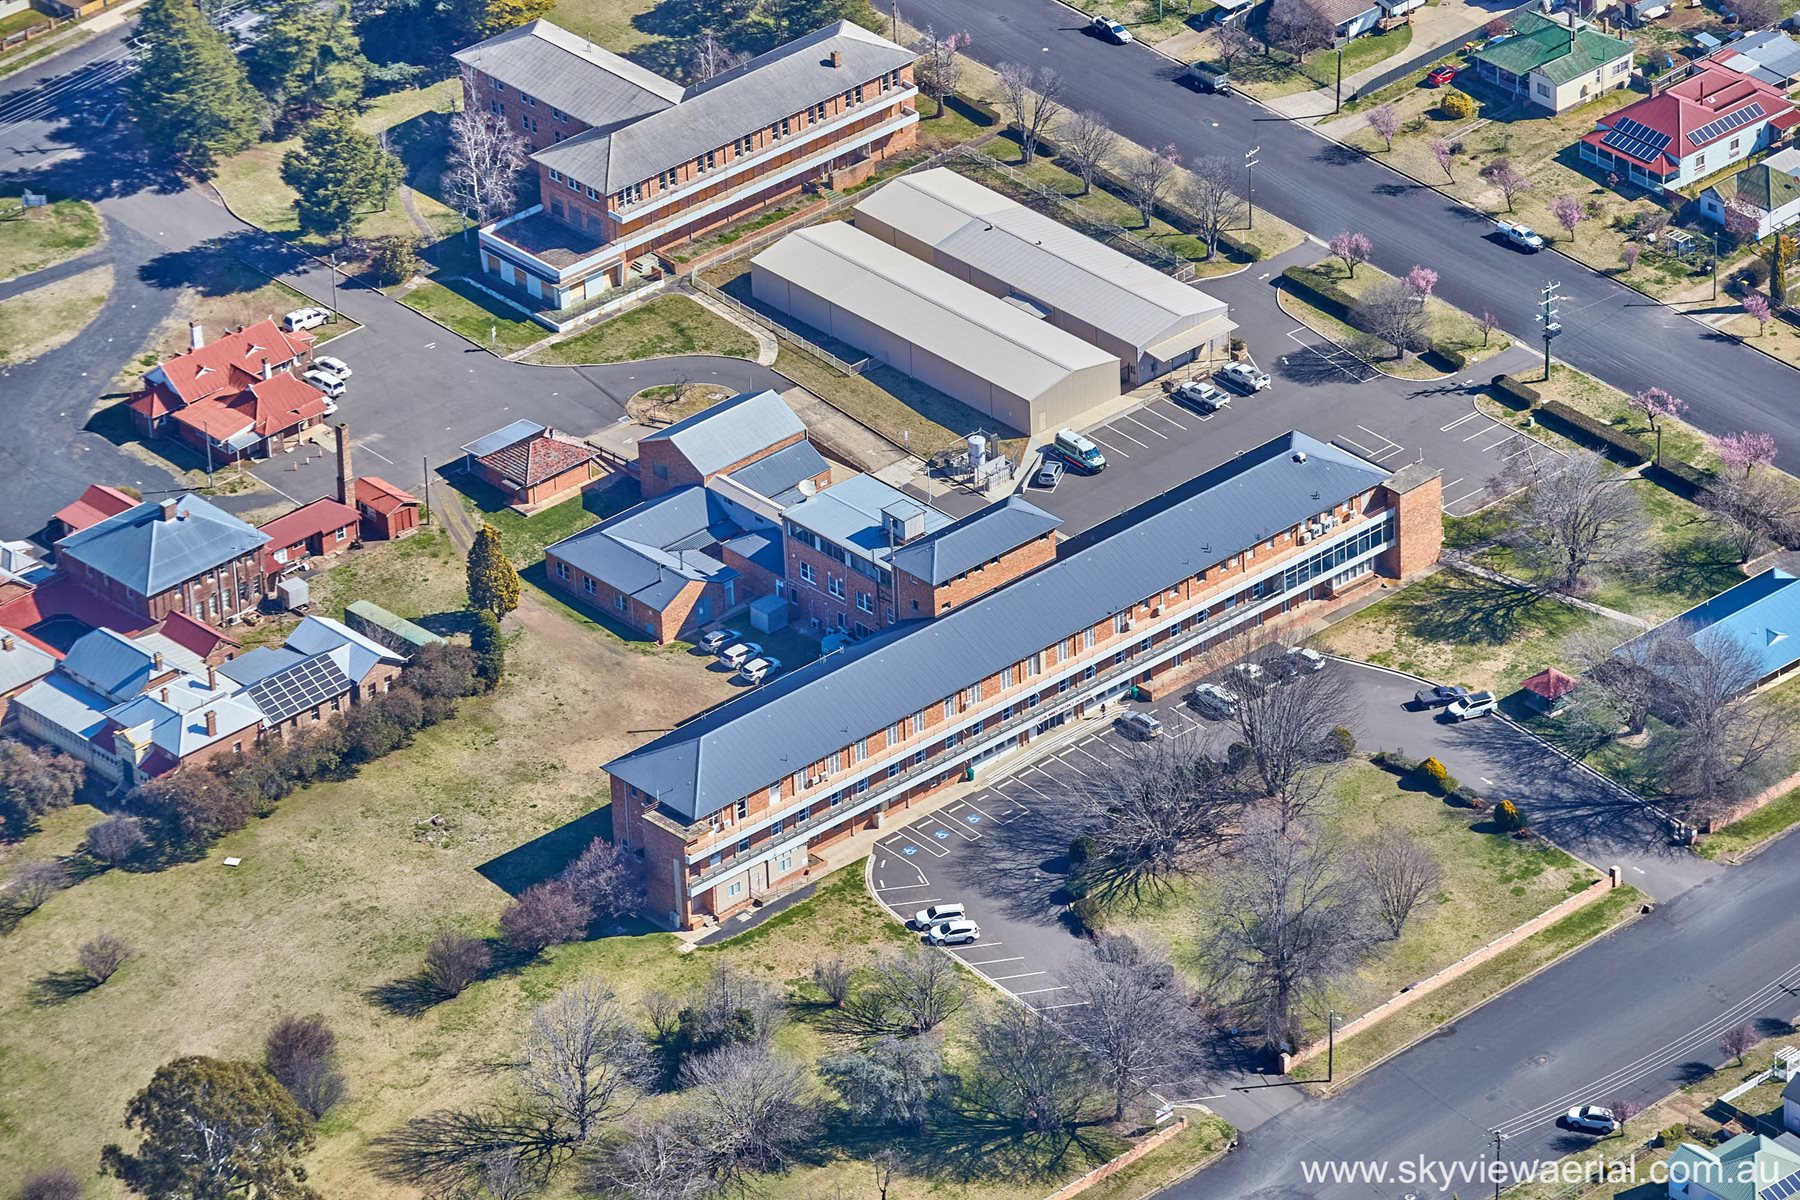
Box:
[1021,247,1553,538]
[869,656,1717,1126]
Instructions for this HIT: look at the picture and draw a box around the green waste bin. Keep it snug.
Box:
[964,766,976,782]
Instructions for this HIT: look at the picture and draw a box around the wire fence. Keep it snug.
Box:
[689,276,871,376]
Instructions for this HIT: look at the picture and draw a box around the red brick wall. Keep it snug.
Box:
[893,532,1058,620]
[1378,473,1444,581]
[639,430,813,500]
[545,552,730,645]
[462,70,593,155]
[783,539,886,632]
[66,552,266,624]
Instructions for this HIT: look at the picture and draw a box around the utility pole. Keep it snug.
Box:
[1326,1010,1339,1081]
[1245,146,1260,230]
[1708,230,1720,302]
[1488,1129,1509,1200]
[422,455,431,527]
[890,0,898,37]
[1334,47,1344,113]
[1537,280,1565,383]
[328,252,339,321]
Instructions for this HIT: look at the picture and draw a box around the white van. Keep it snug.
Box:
[1053,429,1107,473]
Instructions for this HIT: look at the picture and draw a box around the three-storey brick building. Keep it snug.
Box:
[606,432,1444,930]
[454,19,919,311]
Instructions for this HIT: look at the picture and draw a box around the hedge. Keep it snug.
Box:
[1644,458,1712,500]
[1490,374,1541,410]
[945,91,1001,126]
[1215,229,1264,262]
[1536,401,1651,465]
[1282,265,1361,324]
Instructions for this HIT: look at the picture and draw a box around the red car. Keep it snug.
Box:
[1427,65,1459,86]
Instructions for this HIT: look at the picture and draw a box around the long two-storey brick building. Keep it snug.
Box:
[604,432,1444,929]
[453,18,919,311]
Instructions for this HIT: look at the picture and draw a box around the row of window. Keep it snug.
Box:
[489,78,567,123]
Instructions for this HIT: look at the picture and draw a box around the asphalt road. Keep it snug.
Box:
[903,0,1800,472]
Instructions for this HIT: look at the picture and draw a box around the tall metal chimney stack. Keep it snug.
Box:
[335,423,356,509]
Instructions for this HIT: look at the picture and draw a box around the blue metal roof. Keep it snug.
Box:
[61,629,159,703]
[606,431,1391,819]
[55,495,267,598]
[640,390,805,478]
[890,495,1062,587]
[1641,568,1800,678]
[461,419,547,459]
[548,487,740,611]
[724,439,830,506]
[782,474,954,568]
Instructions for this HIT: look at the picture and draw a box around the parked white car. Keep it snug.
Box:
[303,369,345,399]
[738,656,781,684]
[1286,646,1327,672]
[926,918,981,946]
[698,628,742,653]
[1090,15,1133,42]
[312,354,352,379]
[1190,683,1238,718]
[1444,691,1498,721]
[1563,1105,1618,1135]
[1217,361,1272,393]
[718,641,761,668]
[282,306,331,332]
[910,901,966,929]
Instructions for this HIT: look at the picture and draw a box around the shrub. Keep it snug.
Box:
[1070,893,1107,935]
[1439,88,1477,119]
[1370,749,1419,776]
[1324,726,1357,760]
[78,933,133,983]
[1495,799,1525,831]
[1068,834,1094,868]
[370,234,421,286]
[1490,374,1541,409]
[1662,1123,1690,1148]
[1737,257,1771,290]
[1226,741,1254,773]
[85,814,147,865]
[500,880,588,952]
[16,1168,82,1200]
[1415,756,1451,795]
[423,931,491,996]
[265,1013,346,1120]
[6,860,67,912]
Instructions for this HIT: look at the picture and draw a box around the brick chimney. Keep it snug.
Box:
[1,633,12,652]
[207,663,217,690]
[159,498,179,522]
[205,709,217,737]
[188,322,204,350]
[261,357,272,381]
[152,651,163,672]
[335,423,356,509]
[829,49,842,67]
[159,686,170,702]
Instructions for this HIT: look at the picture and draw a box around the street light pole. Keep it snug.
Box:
[1334,48,1344,113]
[1245,146,1260,230]
[1489,1129,1509,1200]
[1710,231,1720,303]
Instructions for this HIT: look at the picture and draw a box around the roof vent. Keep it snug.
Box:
[1292,450,1308,463]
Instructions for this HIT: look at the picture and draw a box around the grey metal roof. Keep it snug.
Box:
[0,634,54,696]
[782,473,954,567]
[854,169,1236,357]
[285,615,405,683]
[720,529,783,577]
[890,495,1062,587]
[606,432,1391,819]
[14,674,111,741]
[640,389,805,478]
[533,21,915,194]
[1732,31,1800,81]
[60,629,160,703]
[451,19,681,128]
[218,646,303,688]
[724,438,830,505]
[56,495,268,598]
[548,487,741,611]
[752,223,1118,403]
[462,418,546,460]
[106,688,262,758]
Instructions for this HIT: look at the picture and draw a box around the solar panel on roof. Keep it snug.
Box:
[1768,1170,1800,1200]
[1611,117,1672,151]
[246,654,351,723]
[1601,126,1669,163]
[1689,102,1765,146]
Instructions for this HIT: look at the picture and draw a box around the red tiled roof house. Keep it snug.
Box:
[1580,63,1798,190]
[461,419,600,509]
[129,320,332,463]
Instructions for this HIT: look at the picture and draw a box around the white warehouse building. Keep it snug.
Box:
[750,221,1120,436]
[851,168,1236,386]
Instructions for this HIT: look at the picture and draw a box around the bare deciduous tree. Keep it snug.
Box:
[1061,943,1205,1120]
[1720,1022,1757,1065]
[1502,447,1648,594]
[521,978,652,1145]
[1357,277,1432,360]
[1058,111,1120,196]
[16,1168,81,1200]
[1653,626,1799,821]
[966,1002,1107,1134]
[1708,468,1800,563]
[871,948,968,1034]
[1266,0,1334,58]
[1204,815,1374,1049]
[423,931,491,997]
[79,933,134,983]
[1121,143,1181,228]
[1229,654,1353,832]
[6,859,66,912]
[560,836,642,923]
[446,70,531,233]
[1075,739,1245,899]
[1481,157,1531,213]
[1213,23,1259,70]
[684,33,745,82]
[678,1043,818,1185]
[500,880,588,953]
[996,63,1065,164]
[1183,156,1247,259]
[85,814,147,865]
[584,1116,718,1200]
[912,26,969,118]
[265,1012,347,1120]
[1356,831,1441,939]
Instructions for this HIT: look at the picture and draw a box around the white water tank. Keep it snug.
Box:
[968,433,988,476]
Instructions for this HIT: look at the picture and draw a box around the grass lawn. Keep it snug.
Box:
[211,80,463,250]
[1298,885,1644,1087]
[1284,259,1512,378]
[458,487,622,568]
[1530,363,1717,469]
[1107,762,1601,1049]
[526,294,758,365]
[0,263,111,365]
[400,277,543,354]
[775,344,985,457]
[231,526,469,650]
[0,6,50,36]
[0,194,102,283]
[538,0,658,52]
[1314,566,1633,694]
[1071,0,1210,46]
[1200,28,1414,101]
[1697,784,1800,860]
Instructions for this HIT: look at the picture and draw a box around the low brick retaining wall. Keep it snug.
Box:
[1703,768,1800,834]
[1038,1116,1190,1200]
[1283,873,1618,1071]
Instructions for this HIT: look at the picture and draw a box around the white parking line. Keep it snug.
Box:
[965,956,1026,967]
[990,970,1048,982]
[918,813,980,843]
[1462,422,1502,442]
[952,941,1001,951]
[956,795,1000,823]
[1087,432,1131,458]
[1445,487,1489,511]
[1013,984,1072,996]
[1122,413,1168,440]
[1036,1000,1092,1011]
[1104,423,1149,448]
[1480,429,1523,453]
[875,881,934,890]
[891,827,949,857]
[1073,742,1112,767]
[1141,405,1187,432]
[1440,412,1482,432]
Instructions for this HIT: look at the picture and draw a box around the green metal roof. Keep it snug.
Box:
[1730,162,1800,213]
[1471,12,1633,86]
[1666,1133,1800,1200]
